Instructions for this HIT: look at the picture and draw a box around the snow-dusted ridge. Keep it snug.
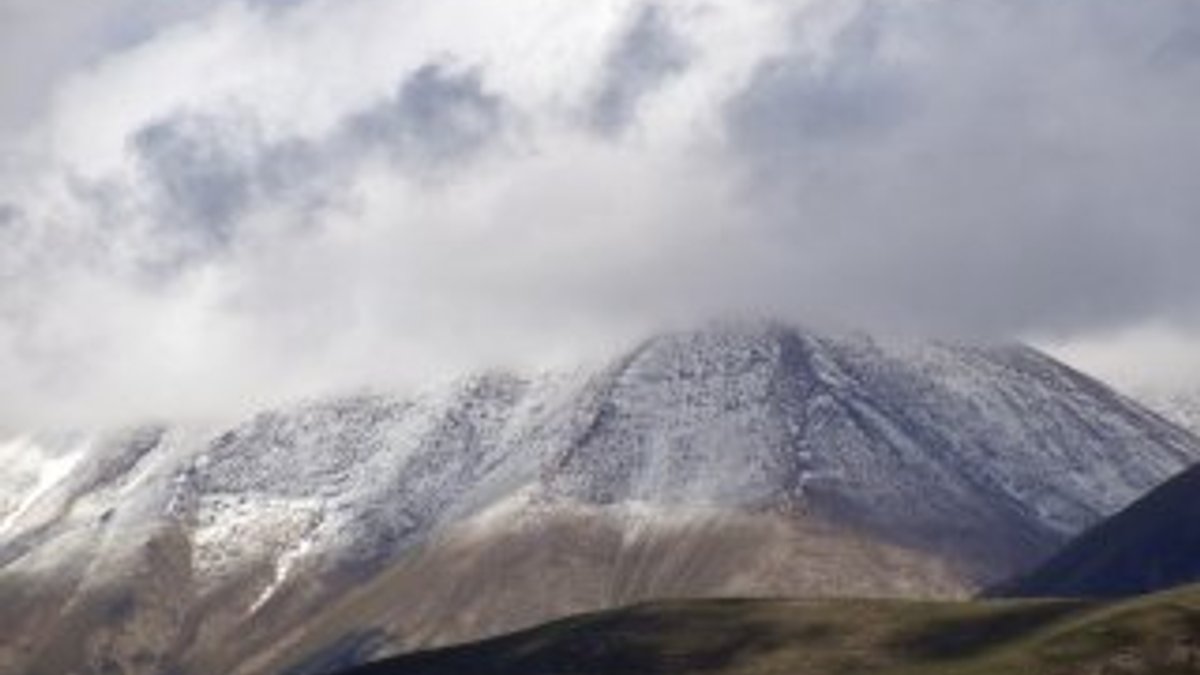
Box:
[2,322,1197,582]
[0,437,88,539]
[1,321,1198,675]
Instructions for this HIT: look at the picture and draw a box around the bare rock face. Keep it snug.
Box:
[2,322,1197,675]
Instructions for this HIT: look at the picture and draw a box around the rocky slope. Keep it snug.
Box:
[1,321,1197,675]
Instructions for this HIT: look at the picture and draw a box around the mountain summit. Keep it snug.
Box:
[1,322,1196,675]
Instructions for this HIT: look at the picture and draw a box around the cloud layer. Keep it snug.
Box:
[2,0,1199,430]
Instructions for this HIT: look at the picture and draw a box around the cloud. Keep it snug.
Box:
[587,4,693,134]
[721,0,1200,336]
[1045,322,1200,395]
[346,64,506,165]
[133,115,257,252]
[0,0,215,135]
[67,60,509,276]
[730,8,911,145]
[2,0,1200,431]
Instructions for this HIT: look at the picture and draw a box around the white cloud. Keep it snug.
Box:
[2,0,1200,431]
[1044,324,1200,396]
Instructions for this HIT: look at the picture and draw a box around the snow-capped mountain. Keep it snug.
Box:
[2,321,1197,675]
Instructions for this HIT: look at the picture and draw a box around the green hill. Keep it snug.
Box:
[334,586,1200,675]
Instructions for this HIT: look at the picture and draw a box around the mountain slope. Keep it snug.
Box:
[337,586,1200,675]
[1,322,1198,675]
[1000,462,1200,598]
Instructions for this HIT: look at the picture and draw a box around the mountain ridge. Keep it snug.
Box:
[1,321,1197,675]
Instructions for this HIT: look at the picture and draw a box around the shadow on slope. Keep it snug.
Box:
[998,463,1200,599]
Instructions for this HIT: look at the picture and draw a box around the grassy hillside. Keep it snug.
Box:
[335,586,1200,675]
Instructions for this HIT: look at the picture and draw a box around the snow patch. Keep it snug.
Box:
[0,439,88,538]
[192,494,322,586]
[248,536,316,615]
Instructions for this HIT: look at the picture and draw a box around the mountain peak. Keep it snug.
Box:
[2,321,1198,675]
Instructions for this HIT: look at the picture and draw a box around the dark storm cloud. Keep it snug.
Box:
[133,116,254,250]
[1151,6,1200,68]
[722,0,1200,336]
[0,203,18,228]
[346,64,505,166]
[0,204,24,283]
[131,113,330,261]
[729,10,911,151]
[587,4,691,134]
[124,62,506,269]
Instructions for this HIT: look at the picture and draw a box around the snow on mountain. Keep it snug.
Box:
[1,321,1198,675]
[0,436,89,539]
[541,325,1196,573]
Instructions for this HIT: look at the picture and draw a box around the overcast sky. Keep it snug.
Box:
[1,0,1199,431]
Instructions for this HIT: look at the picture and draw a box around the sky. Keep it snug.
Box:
[1,0,1199,431]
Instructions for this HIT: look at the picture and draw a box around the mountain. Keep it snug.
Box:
[335,585,1200,675]
[2,321,1197,675]
[999,461,1200,598]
